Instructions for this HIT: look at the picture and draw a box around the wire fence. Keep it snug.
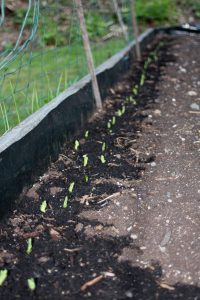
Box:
[0,0,134,136]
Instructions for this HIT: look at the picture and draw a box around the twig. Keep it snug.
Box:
[189,111,200,114]
[64,247,81,253]
[80,275,104,292]
[98,192,121,204]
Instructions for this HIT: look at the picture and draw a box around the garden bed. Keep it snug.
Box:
[0,32,200,299]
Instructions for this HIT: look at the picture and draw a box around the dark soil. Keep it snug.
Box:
[0,33,200,300]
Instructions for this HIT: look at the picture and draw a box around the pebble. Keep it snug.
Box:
[190,103,200,110]
[125,291,133,298]
[130,234,138,240]
[188,91,198,96]
[151,162,157,167]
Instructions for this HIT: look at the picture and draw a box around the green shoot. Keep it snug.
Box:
[129,96,137,104]
[85,130,89,138]
[63,196,68,208]
[132,85,138,96]
[107,121,111,129]
[144,60,148,70]
[40,200,47,213]
[102,142,106,152]
[117,109,122,117]
[100,155,106,164]
[27,278,36,291]
[68,182,75,193]
[83,154,89,167]
[121,106,125,115]
[112,116,116,125]
[85,175,89,183]
[140,73,145,86]
[74,140,80,151]
[0,269,8,286]
[26,238,33,255]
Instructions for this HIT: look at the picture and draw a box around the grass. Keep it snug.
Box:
[0,37,126,136]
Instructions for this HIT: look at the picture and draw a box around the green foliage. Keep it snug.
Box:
[27,278,36,291]
[74,140,80,151]
[14,8,33,25]
[68,182,75,193]
[83,154,89,167]
[40,200,47,213]
[85,175,89,183]
[85,131,89,138]
[85,13,107,40]
[26,238,33,255]
[0,269,8,286]
[135,0,177,24]
[102,142,106,152]
[63,196,68,208]
[100,155,106,164]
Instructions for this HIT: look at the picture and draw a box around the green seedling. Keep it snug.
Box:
[144,60,148,70]
[26,238,33,255]
[107,121,111,129]
[63,196,68,208]
[117,109,122,117]
[132,85,138,96]
[102,142,106,152]
[68,182,75,193]
[83,154,88,167]
[74,140,80,151]
[27,278,36,291]
[121,106,125,115]
[129,96,137,104]
[0,269,8,286]
[85,175,89,183]
[40,200,47,213]
[100,155,106,164]
[140,73,145,86]
[112,116,116,125]
[85,130,89,138]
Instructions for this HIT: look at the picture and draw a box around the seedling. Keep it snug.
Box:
[68,182,75,193]
[132,85,138,96]
[100,155,106,164]
[26,238,33,255]
[40,200,47,213]
[121,106,125,115]
[140,73,145,86]
[83,154,89,167]
[102,142,106,152]
[85,175,89,183]
[112,116,116,125]
[129,96,137,105]
[85,130,89,138]
[107,121,111,129]
[63,196,68,208]
[74,140,80,151]
[0,269,8,286]
[117,109,122,117]
[27,278,36,291]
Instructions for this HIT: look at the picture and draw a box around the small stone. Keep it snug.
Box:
[151,162,157,167]
[49,228,61,241]
[125,291,133,298]
[190,103,200,111]
[130,234,138,240]
[75,223,84,233]
[188,91,197,96]
[38,256,50,263]
[153,109,162,117]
